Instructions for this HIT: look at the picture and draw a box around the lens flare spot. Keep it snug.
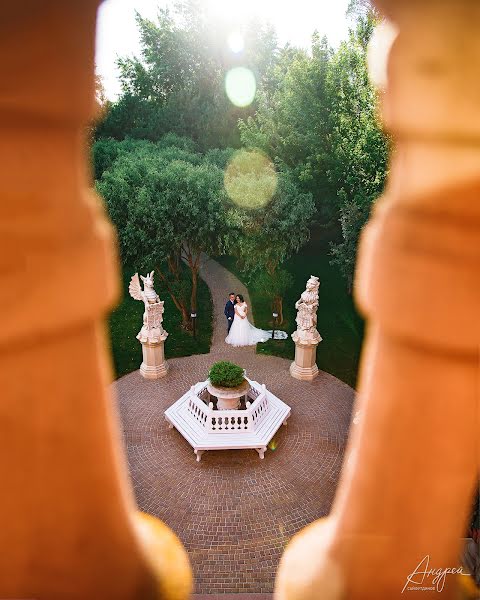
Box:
[225,67,256,107]
[224,149,277,209]
[227,32,244,54]
[268,439,278,451]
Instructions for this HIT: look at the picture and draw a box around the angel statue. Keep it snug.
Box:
[129,271,164,331]
[292,275,322,344]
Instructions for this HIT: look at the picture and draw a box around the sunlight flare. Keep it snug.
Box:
[268,439,278,451]
[227,32,245,54]
[225,67,256,107]
[224,149,277,209]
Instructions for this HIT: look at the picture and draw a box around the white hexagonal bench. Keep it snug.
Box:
[164,378,291,461]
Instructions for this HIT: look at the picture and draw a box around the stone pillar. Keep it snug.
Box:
[138,325,169,379]
[0,3,191,599]
[275,2,479,600]
[289,336,320,381]
[290,276,322,381]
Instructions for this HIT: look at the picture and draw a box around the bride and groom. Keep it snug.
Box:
[224,292,276,347]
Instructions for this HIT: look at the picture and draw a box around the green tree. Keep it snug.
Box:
[239,36,336,221]
[96,1,279,150]
[326,17,389,291]
[252,268,293,325]
[347,0,378,20]
[96,138,229,326]
[239,12,388,291]
[227,167,315,323]
[94,2,389,296]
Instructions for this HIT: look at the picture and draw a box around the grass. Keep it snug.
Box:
[216,228,364,388]
[107,265,213,379]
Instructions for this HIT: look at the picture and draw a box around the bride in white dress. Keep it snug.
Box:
[225,294,286,347]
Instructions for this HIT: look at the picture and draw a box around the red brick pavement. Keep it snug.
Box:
[113,257,355,594]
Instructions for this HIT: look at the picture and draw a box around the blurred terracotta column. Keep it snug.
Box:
[0,2,191,599]
[275,1,479,599]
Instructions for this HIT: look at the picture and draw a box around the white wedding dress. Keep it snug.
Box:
[225,302,287,347]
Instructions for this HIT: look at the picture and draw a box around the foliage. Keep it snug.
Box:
[325,18,389,290]
[96,1,279,150]
[224,149,278,210]
[228,169,315,276]
[109,264,213,378]
[329,200,370,292]
[208,361,245,388]
[92,137,148,180]
[222,162,315,322]
[239,37,335,221]
[239,16,389,290]
[347,0,378,20]
[95,73,108,109]
[96,137,230,324]
[203,147,235,169]
[252,268,293,325]
[95,4,390,292]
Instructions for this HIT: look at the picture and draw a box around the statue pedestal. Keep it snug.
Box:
[290,332,321,381]
[137,326,168,380]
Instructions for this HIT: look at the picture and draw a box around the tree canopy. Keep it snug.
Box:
[97,138,230,325]
[238,14,388,289]
[95,136,314,326]
[96,1,278,150]
[95,2,388,292]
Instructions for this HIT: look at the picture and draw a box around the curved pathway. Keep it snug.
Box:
[114,256,355,594]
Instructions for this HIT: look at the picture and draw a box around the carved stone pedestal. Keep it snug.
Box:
[137,320,168,380]
[290,334,321,381]
[139,340,168,379]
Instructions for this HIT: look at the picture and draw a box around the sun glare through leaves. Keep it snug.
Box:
[224,149,277,209]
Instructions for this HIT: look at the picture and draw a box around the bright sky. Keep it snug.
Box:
[96,0,351,100]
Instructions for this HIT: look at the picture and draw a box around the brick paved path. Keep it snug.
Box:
[114,256,355,594]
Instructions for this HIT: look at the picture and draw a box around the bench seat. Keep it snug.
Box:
[164,380,291,461]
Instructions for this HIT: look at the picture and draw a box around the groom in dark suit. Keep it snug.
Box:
[224,292,236,333]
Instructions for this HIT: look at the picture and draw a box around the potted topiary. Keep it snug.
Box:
[207,361,250,410]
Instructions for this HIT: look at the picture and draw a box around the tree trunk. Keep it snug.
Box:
[167,250,182,282]
[156,265,191,330]
[275,296,284,326]
[179,305,191,329]
[190,267,198,313]
[182,246,201,321]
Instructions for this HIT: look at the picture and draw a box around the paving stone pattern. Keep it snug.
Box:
[114,256,355,594]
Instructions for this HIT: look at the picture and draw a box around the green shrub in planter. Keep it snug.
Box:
[208,361,245,388]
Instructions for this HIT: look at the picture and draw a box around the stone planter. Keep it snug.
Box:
[206,378,251,410]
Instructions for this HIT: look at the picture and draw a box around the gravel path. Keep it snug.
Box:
[113,255,355,594]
